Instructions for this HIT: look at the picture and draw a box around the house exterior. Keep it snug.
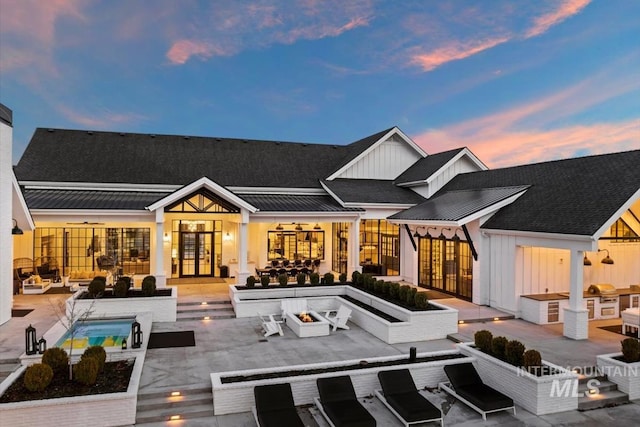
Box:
[8,124,640,339]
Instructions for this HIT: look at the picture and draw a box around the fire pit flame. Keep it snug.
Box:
[298,311,314,323]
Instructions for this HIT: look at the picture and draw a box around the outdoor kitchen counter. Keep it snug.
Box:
[521,293,569,301]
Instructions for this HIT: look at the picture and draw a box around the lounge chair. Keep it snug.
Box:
[315,375,376,427]
[253,383,304,427]
[259,314,284,337]
[324,305,351,331]
[439,363,515,421]
[281,298,308,322]
[375,369,443,426]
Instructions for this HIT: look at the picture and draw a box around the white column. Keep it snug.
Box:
[348,218,361,277]
[154,209,166,287]
[236,210,250,284]
[563,249,588,339]
[0,106,13,325]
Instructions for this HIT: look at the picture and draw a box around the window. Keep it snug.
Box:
[267,230,324,261]
[332,223,349,275]
[609,218,639,242]
[359,220,400,275]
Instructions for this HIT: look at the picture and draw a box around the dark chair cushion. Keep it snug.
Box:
[317,376,357,403]
[378,369,416,395]
[456,383,514,412]
[254,383,296,412]
[323,400,376,427]
[257,408,304,427]
[444,362,484,388]
[385,391,441,422]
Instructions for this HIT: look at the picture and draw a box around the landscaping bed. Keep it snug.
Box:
[76,289,172,299]
[0,359,134,403]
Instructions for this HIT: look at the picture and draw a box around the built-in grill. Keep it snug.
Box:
[588,283,619,303]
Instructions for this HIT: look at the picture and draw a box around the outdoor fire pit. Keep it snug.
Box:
[285,310,330,338]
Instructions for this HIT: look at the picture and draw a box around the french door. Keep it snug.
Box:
[179,232,213,277]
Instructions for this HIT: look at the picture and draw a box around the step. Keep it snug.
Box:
[578,378,618,394]
[578,389,630,411]
[135,403,213,424]
[446,333,467,343]
[136,384,213,424]
[177,305,234,313]
[177,300,231,307]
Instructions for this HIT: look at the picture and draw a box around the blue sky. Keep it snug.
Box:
[1,0,638,167]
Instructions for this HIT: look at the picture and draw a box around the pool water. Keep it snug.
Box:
[55,318,134,350]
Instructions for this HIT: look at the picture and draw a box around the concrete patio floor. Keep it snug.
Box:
[1,281,638,426]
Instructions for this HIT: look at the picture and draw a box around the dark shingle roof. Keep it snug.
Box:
[14,128,394,188]
[0,103,12,126]
[322,179,426,205]
[439,150,640,235]
[326,128,395,177]
[23,189,169,210]
[394,148,464,185]
[237,194,363,212]
[388,186,528,221]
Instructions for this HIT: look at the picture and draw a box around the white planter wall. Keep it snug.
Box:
[596,353,640,399]
[458,343,578,415]
[211,350,472,415]
[68,286,177,322]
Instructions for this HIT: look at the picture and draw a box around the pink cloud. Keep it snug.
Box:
[58,105,147,128]
[526,0,591,38]
[166,39,234,65]
[409,36,509,72]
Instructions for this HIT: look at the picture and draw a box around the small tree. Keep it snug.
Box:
[278,273,288,286]
[505,340,526,367]
[49,297,96,380]
[621,338,640,363]
[324,272,335,285]
[339,273,347,283]
[261,275,270,287]
[296,273,306,285]
[491,336,508,361]
[474,330,493,354]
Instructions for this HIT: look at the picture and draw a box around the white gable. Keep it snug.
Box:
[332,129,425,180]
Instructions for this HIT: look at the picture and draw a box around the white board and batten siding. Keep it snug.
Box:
[336,137,422,180]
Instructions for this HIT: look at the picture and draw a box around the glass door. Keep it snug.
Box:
[179,232,213,277]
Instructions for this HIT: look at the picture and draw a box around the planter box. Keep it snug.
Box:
[0,352,145,427]
[458,343,578,415]
[68,286,178,322]
[211,350,472,415]
[596,353,640,399]
[230,285,458,343]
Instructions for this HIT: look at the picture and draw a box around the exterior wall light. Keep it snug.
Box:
[598,249,614,265]
[12,218,23,235]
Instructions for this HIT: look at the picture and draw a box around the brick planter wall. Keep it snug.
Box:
[596,353,640,399]
[458,343,578,415]
[211,350,472,415]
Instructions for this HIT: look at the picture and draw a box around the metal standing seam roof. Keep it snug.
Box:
[23,189,170,210]
[388,186,529,222]
[237,194,364,212]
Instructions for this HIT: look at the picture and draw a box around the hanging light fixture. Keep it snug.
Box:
[452,228,462,242]
[438,227,452,240]
[413,226,425,238]
[12,219,23,235]
[425,227,437,238]
[313,223,321,230]
[598,249,614,265]
[275,223,283,231]
[583,253,592,266]
[295,223,303,231]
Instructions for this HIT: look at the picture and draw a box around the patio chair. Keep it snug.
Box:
[253,383,304,427]
[439,362,515,421]
[281,298,308,322]
[315,375,376,427]
[375,369,443,427]
[259,314,284,337]
[324,305,352,331]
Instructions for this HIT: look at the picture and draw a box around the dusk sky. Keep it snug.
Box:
[1,0,638,167]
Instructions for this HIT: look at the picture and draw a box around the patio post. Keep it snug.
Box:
[348,218,361,277]
[236,210,250,284]
[563,249,588,339]
[154,209,166,287]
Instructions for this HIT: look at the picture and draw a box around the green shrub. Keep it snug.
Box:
[381,281,390,296]
[415,292,428,309]
[491,336,508,360]
[261,275,270,287]
[310,272,320,285]
[113,279,128,297]
[363,274,375,291]
[621,338,640,363]
[246,276,256,288]
[119,276,132,290]
[398,284,410,302]
[406,287,417,306]
[324,272,335,285]
[74,356,99,386]
[24,363,53,392]
[523,349,542,373]
[351,271,361,285]
[88,277,106,298]
[42,347,69,375]
[278,273,288,286]
[296,273,306,285]
[389,282,400,299]
[82,346,106,372]
[339,273,347,283]
[505,340,526,367]
[373,280,384,294]
[141,276,156,296]
[474,330,493,354]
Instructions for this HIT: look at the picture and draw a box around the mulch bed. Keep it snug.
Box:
[222,353,467,383]
[76,289,172,299]
[0,359,135,403]
[11,309,34,317]
[147,331,195,349]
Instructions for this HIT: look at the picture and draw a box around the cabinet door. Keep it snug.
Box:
[548,302,559,323]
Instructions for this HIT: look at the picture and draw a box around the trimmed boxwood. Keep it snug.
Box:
[88,277,106,298]
[261,275,270,287]
[141,275,156,296]
[296,273,306,285]
[474,330,493,354]
[82,346,106,372]
[113,279,128,297]
[339,273,347,283]
[621,337,640,363]
[415,292,428,309]
[309,272,320,285]
[278,273,288,286]
[246,276,256,288]
[491,336,508,361]
[324,272,335,285]
[74,356,99,386]
[42,347,69,376]
[505,340,526,367]
[23,363,53,392]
